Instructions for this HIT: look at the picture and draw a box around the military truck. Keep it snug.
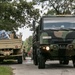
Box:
[0,31,23,64]
[32,16,75,69]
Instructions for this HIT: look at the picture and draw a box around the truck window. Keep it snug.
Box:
[43,17,75,30]
[43,22,75,30]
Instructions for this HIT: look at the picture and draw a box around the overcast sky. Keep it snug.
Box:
[17,27,33,41]
[17,0,43,41]
[16,0,33,41]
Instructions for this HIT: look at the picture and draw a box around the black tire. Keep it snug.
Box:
[59,60,63,64]
[33,55,38,65]
[0,59,3,63]
[17,56,23,64]
[59,57,69,65]
[63,60,69,65]
[38,55,45,69]
[59,60,69,65]
[33,48,38,65]
[72,56,75,67]
[73,60,75,67]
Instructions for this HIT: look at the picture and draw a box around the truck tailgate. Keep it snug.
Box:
[0,39,22,49]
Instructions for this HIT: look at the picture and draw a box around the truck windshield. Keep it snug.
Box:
[43,22,75,30]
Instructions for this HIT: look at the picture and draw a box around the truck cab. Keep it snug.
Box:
[32,16,75,69]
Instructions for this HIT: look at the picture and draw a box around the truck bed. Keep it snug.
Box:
[0,39,22,49]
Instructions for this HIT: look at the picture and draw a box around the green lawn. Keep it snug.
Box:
[0,66,13,75]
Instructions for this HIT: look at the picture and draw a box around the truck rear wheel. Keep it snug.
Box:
[59,60,63,64]
[59,57,69,65]
[59,60,69,65]
[0,59,3,63]
[63,60,69,65]
[38,55,45,69]
[73,60,75,67]
[33,55,38,65]
[72,56,75,67]
[17,56,22,64]
[33,49,38,65]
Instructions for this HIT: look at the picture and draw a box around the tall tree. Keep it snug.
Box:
[33,0,75,15]
[0,0,40,31]
[24,36,32,52]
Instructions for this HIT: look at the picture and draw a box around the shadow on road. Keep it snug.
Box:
[0,60,19,65]
[45,63,74,69]
[0,60,75,70]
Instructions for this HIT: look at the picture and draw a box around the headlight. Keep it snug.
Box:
[50,44,59,50]
[46,46,50,51]
[42,47,45,49]
[67,44,74,50]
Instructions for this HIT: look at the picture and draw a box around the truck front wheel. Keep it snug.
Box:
[38,55,45,69]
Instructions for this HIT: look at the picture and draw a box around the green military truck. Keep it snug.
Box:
[32,16,75,69]
[0,32,23,64]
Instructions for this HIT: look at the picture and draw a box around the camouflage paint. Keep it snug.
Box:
[40,31,75,43]
[40,30,75,56]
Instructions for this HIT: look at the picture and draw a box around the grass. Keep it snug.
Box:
[0,66,13,75]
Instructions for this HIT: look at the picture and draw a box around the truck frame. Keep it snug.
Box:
[32,16,75,69]
[0,38,23,64]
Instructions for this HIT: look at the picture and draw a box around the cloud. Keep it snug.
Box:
[16,28,33,41]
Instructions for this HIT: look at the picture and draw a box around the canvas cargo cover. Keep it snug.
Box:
[0,30,10,39]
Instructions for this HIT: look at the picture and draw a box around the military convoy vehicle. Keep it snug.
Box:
[32,16,75,69]
[0,31,23,64]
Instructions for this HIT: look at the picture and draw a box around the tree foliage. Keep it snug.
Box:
[33,0,75,15]
[0,0,40,31]
[23,36,32,52]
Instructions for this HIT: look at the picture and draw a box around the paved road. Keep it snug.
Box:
[9,57,75,75]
